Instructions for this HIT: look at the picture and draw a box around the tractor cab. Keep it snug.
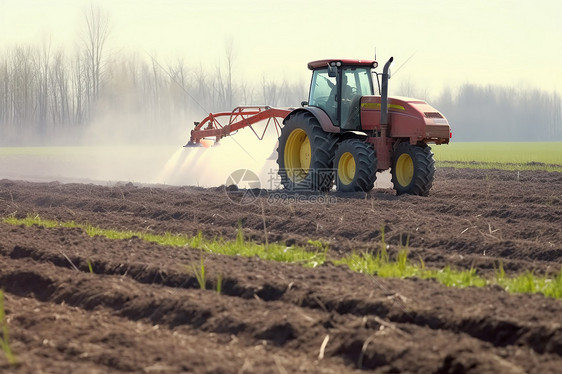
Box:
[307,59,377,130]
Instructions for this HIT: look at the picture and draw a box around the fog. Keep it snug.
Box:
[397,83,562,142]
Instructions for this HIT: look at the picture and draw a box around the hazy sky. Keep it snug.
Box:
[1,0,561,99]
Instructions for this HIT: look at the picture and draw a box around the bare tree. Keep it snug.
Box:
[240,80,255,105]
[224,38,236,109]
[11,46,37,128]
[70,52,86,125]
[397,76,429,101]
[81,3,110,106]
[50,50,70,126]
[36,36,52,135]
[193,63,210,113]
[212,63,227,111]
[261,76,279,106]
[0,55,8,126]
[167,57,189,118]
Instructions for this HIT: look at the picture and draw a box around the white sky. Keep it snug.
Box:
[1,0,561,99]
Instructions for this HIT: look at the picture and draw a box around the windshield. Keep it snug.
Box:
[308,66,374,128]
[309,68,337,122]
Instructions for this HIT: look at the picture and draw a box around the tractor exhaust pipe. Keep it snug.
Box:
[380,57,393,126]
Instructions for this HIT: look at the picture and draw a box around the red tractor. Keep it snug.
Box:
[186,57,451,195]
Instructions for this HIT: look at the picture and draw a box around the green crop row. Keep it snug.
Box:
[2,215,327,268]
[334,234,562,298]
[3,215,562,299]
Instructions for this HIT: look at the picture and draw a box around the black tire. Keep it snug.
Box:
[391,142,435,196]
[334,139,377,192]
[276,111,337,191]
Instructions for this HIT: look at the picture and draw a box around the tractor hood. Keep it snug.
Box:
[360,96,451,144]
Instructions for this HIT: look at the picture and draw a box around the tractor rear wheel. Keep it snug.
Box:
[277,112,337,191]
[391,142,435,196]
[334,139,377,192]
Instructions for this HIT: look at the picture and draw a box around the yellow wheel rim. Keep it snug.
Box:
[396,153,414,186]
[338,152,356,185]
[284,129,311,182]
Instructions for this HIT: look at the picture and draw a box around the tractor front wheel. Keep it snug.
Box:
[277,112,336,191]
[391,142,435,196]
[334,139,377,192]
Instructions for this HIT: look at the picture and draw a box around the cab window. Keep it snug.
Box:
[309,68,337,123]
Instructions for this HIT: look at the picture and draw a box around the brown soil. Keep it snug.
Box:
[0,168,561,373]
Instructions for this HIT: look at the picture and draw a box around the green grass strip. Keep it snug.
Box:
[334,248,562,299]
[435,160,562,172]
[433,142,562,172]
[2,215,326,268]
[433,142,562,164]
[3,215,561,299]
[0,290,17,366]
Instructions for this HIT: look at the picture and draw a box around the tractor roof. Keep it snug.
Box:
[307,59,378,70]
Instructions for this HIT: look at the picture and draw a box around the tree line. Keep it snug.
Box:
[1,6,560,145]
[2,39,560,145]
[432,85,562,142]
[0,5,305,145]
[0,45,307,145]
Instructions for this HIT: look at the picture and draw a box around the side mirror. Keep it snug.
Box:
[301,101,308,107]
[328,65,337,78]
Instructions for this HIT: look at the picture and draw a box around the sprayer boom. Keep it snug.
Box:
[185,106,291,147]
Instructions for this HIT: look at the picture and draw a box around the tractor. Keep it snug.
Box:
[186,57,451,195]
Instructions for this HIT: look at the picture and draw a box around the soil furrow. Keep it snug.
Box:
[1,168,561,372]
[3,293,353,374]
[1,223,561,365]
[2,254,561,373]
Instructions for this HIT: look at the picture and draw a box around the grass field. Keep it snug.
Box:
[0,146,173,156]
[1,143,561,172]
[433,142,562,171]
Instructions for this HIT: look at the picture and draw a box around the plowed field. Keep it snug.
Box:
[0,168,561,373]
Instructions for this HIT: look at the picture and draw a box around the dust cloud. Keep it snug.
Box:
[0,117,282,188]
[158,126,281,188]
